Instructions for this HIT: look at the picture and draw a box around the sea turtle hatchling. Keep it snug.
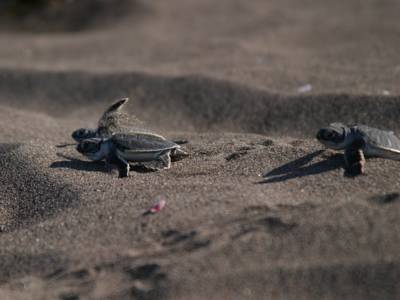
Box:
[316,123,400,175]
[70,97,188,161]
[76,133,183,177]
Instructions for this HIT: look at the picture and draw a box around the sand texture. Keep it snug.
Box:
[0,0,400,299]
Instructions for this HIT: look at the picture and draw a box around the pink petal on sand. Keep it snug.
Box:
[148,198,166,214]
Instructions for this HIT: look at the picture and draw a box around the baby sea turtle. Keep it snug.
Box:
[77,133,184,177]
[316,123,400,175]
[70,98,188,160]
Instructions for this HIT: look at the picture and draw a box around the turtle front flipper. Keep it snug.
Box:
[97,98,129,137]
[102,98,129,115]
[106,152,130,178]
[344,139,366,176]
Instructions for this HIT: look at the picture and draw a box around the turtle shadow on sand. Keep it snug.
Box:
[259,150,344,184]
[50,153,156,174]
[50,153,109,173]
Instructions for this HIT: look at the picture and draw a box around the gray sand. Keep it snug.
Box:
[0,0,400,299]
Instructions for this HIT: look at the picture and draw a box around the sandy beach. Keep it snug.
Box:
[0,0,400,299]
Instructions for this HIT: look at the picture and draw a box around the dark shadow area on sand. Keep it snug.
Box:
[259,150,343,184]
[0,0,145,32]
[0,144,80,232]
[368,192,400,205]
[51,153,109,173]
[0,252,67,284]
[51,153,157,174]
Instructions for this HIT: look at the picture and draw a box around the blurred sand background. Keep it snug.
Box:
[0,0,400,299]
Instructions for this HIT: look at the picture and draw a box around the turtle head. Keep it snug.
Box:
[316,123,352,150]
[77,138,109,161]
[72,128,96,142]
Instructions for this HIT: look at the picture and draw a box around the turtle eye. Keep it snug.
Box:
[74,129,84,138]
[79,129,87,137]
[324,131,336,139]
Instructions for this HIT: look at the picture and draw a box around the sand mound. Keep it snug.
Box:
[0,143,79,232]
[2,69,400,136]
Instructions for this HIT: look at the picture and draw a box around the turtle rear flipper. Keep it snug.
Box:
[344,139,366,176]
